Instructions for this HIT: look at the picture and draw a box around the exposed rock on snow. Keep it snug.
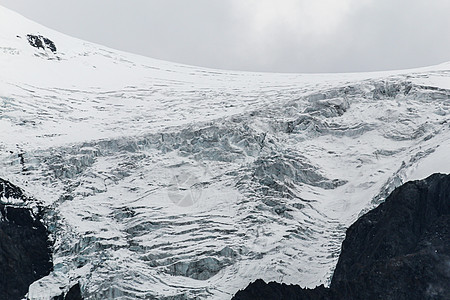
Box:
[27,34,57,52]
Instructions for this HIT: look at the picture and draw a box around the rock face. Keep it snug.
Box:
[0,178,53,300]
[233,173,450,300]
[331,172,450,299]
[233,279,332,300]
[52,283,83,300]
[26,34,57,52]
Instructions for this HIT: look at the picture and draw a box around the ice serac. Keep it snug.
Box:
[232,173,450,300]
[0,4,449,300]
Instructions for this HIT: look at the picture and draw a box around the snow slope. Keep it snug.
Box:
[0,5,449,299]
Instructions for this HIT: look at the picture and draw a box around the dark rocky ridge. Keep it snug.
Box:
[233,173,450,300]
[52,283,83,300]
[0,178,83,300]
[0,178,52,299]
[26,34,57,52]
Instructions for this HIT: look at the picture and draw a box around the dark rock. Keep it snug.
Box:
[42,36,57,53]
[65,283,83,300]
[27,34,57,52]
[233,279,333,300]
[0,178,53,300]
[331,172,450,300]
[0,178,29,200]
[52,283,83,300]
[27,34,44,50]
[233,173,450,300]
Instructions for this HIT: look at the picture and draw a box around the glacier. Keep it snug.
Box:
[0,5,449,300]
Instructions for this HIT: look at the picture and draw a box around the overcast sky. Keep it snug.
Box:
[1,0,449,73]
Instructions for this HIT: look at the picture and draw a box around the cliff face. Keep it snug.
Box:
[233,173,450,300]
[331,172,450,299]
[0,178,53,300]
[0,178,84,300]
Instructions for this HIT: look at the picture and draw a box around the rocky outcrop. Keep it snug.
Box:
[52,283,83,300]
[233,173,450,300]
[331,172,450,299]
[0,178,53,300]
[233,279,332,300]
[27,34,57,52]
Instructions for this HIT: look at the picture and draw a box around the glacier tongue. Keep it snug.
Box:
[0,5,449,300]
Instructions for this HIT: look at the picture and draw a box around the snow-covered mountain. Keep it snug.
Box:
[0,5,449,299]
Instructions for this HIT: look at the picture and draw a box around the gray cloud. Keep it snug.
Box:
[0,0,449,73]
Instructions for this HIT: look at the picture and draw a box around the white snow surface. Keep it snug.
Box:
[0,5,449,300]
